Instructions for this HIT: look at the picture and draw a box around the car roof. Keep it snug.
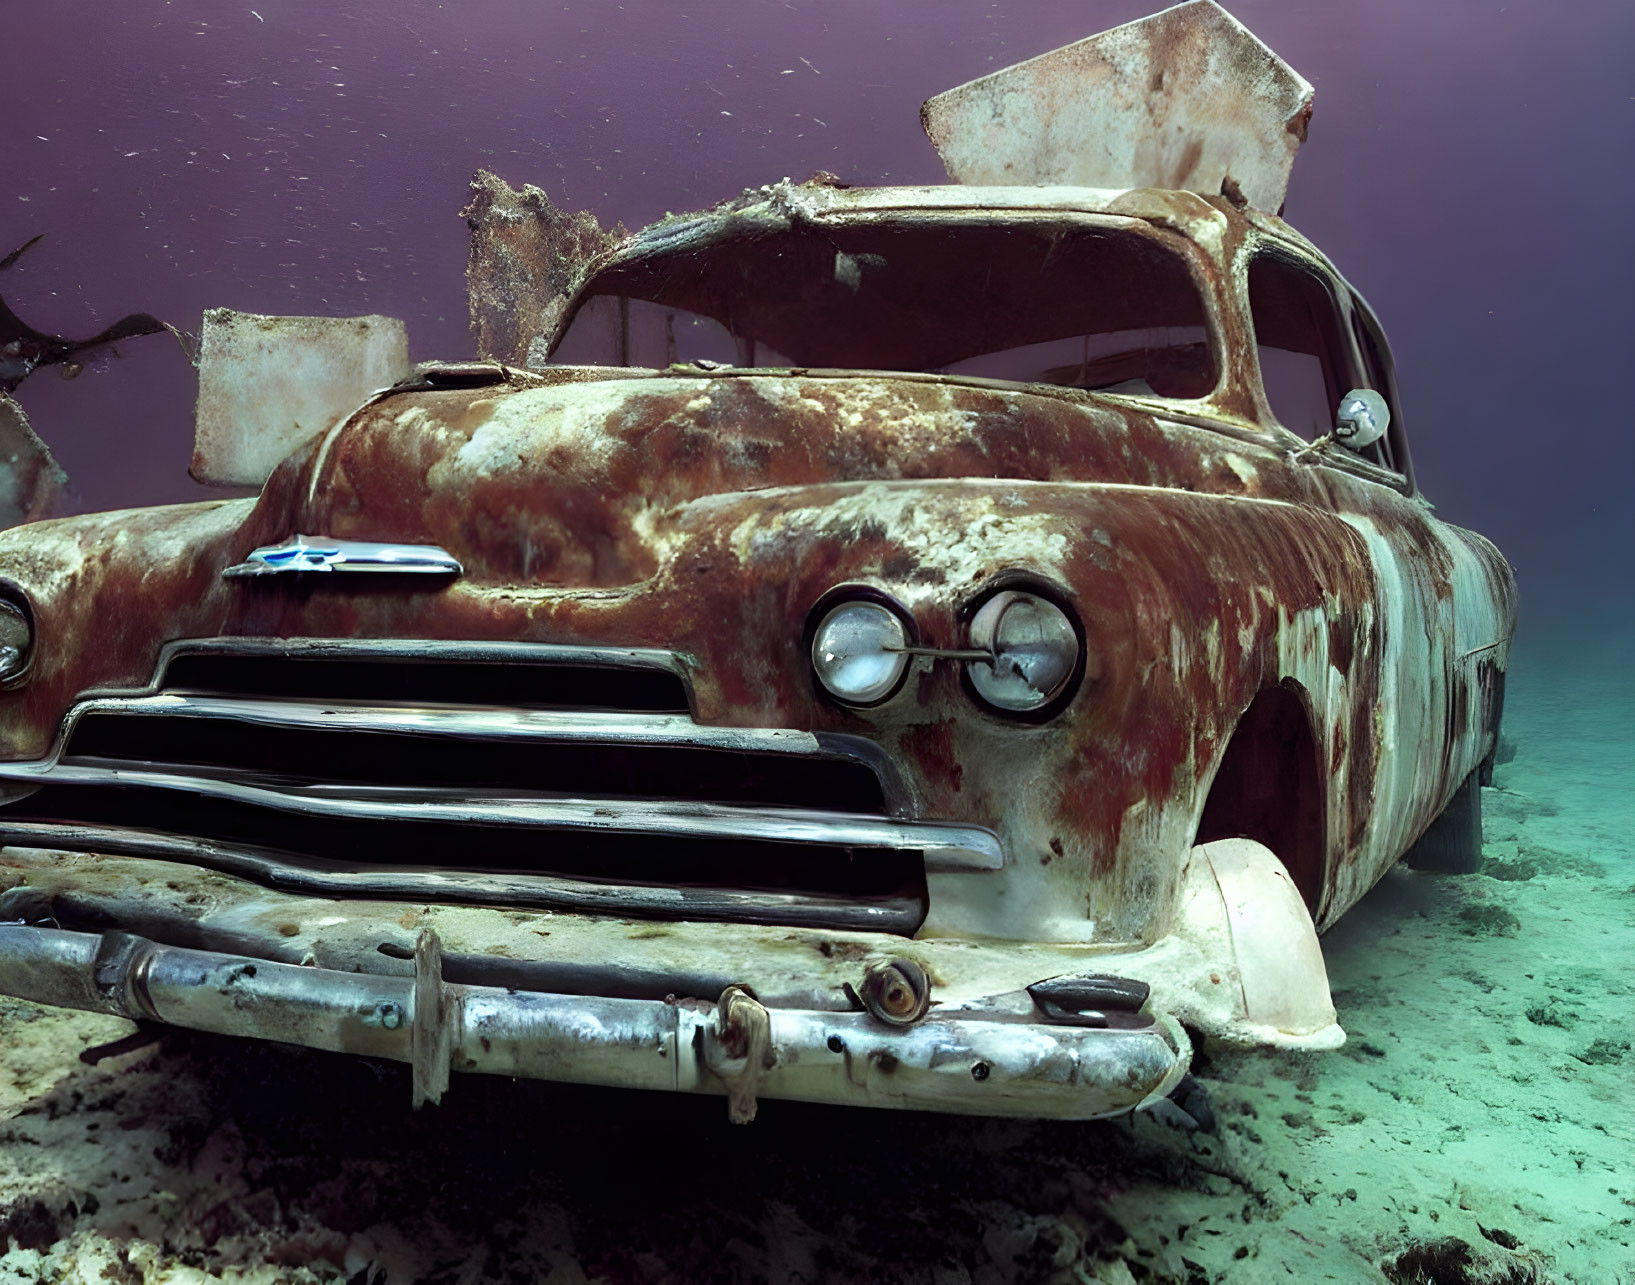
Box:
[608,179,1333,284]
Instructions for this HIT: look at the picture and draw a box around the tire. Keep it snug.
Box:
[1478,670,1507,787]
[1403,769,1483,874]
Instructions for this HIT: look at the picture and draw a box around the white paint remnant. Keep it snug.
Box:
[448,382,640,479]
[192,309,410,488]
[921,0,1313,213]
[1218,452,1257,485]
[724,482,1072,600]
[0,395,66,529]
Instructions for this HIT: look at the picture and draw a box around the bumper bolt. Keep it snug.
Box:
[859,958,930,1025]
[377,1002,403,1030]
[971,1060,991,1081]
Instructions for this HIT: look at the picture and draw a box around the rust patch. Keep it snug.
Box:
[900,721,963,795]
[1327,611,1357,674]
[463,170,626,367]
[1286,101,1313,143]
[815,940,870,962]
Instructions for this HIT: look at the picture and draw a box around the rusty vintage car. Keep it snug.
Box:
[0,2,1514,1121]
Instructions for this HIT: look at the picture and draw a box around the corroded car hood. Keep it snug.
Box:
[273,371,1305,586]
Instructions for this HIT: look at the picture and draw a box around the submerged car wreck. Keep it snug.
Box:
[0,1,1514,1122]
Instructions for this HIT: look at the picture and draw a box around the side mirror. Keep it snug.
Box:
[1334,388,1390,451]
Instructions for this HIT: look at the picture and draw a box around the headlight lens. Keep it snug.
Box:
[967,589,1080,713]
[810,598,910,705]
[0,596,32,685]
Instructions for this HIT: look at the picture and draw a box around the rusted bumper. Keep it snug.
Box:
[0,922,1186,1119]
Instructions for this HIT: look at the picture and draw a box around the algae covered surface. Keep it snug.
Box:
[1,635,1631,1284]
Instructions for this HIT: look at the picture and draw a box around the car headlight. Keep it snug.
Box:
[810,596,911,706]
[0,591,33,686]
[966,589,1081,714]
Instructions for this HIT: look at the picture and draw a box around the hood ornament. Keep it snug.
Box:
[224,535,463,579]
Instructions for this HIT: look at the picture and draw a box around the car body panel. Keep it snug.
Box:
[0,365,1514,945]
[921,0,1313,213]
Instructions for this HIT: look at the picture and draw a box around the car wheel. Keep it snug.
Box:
[1403,769,1483,874]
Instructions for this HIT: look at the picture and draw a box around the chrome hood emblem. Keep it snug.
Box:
[224,535,463,579]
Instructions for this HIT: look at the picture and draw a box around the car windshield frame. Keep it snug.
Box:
[548,207,1227,404]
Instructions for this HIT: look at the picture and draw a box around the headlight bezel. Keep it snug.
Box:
[0,580,36,690]
[959,575,1085,722]
[805,585,919,709]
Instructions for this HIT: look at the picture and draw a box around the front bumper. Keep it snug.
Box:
[0,848,1189,1120]
[0,924,1185,1119]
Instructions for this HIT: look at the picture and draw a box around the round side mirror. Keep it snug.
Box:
[1334,388,1390,450]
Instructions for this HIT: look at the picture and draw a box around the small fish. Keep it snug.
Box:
[0,235,166,394]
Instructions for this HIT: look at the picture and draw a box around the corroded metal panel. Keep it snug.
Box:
[921,0,1313,212]
[463,169,625,368]
[191,309,410,487]
[0,367,1514,950]
[0,394,65,528]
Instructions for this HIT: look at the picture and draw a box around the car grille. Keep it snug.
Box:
[0,639,1000,935]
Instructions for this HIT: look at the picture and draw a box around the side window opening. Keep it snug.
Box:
[1349,303,1406,476]
[1247,252,1389,470]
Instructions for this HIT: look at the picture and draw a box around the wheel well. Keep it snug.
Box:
[1195,680,1325,916]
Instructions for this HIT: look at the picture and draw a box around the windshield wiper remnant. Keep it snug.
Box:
[0,235,167,394]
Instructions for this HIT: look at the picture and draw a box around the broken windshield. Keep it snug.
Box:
[550,220,1217,398]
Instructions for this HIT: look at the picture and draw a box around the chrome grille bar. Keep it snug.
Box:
[147,637,693,690]
[72,694,808,749]
[0,822,924,933]
[59,694,915,815]
[0,761,1000,872]
[67,694,861,762]
[0,637,1000,936]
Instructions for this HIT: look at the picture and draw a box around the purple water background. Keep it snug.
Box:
[4,0,1631,624]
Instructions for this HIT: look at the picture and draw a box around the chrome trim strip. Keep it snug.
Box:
[164,634,688,669]
[224,535,463,579]
[0,762,1003,872]
[72,695,820,755]
[125,636,696,698]
[0,822,924,933]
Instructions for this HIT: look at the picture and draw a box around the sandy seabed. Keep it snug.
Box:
[1,629,1631,1285]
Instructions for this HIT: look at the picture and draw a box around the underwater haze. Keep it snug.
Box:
[5,0,1633,625]
[3,2,1634,1282]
